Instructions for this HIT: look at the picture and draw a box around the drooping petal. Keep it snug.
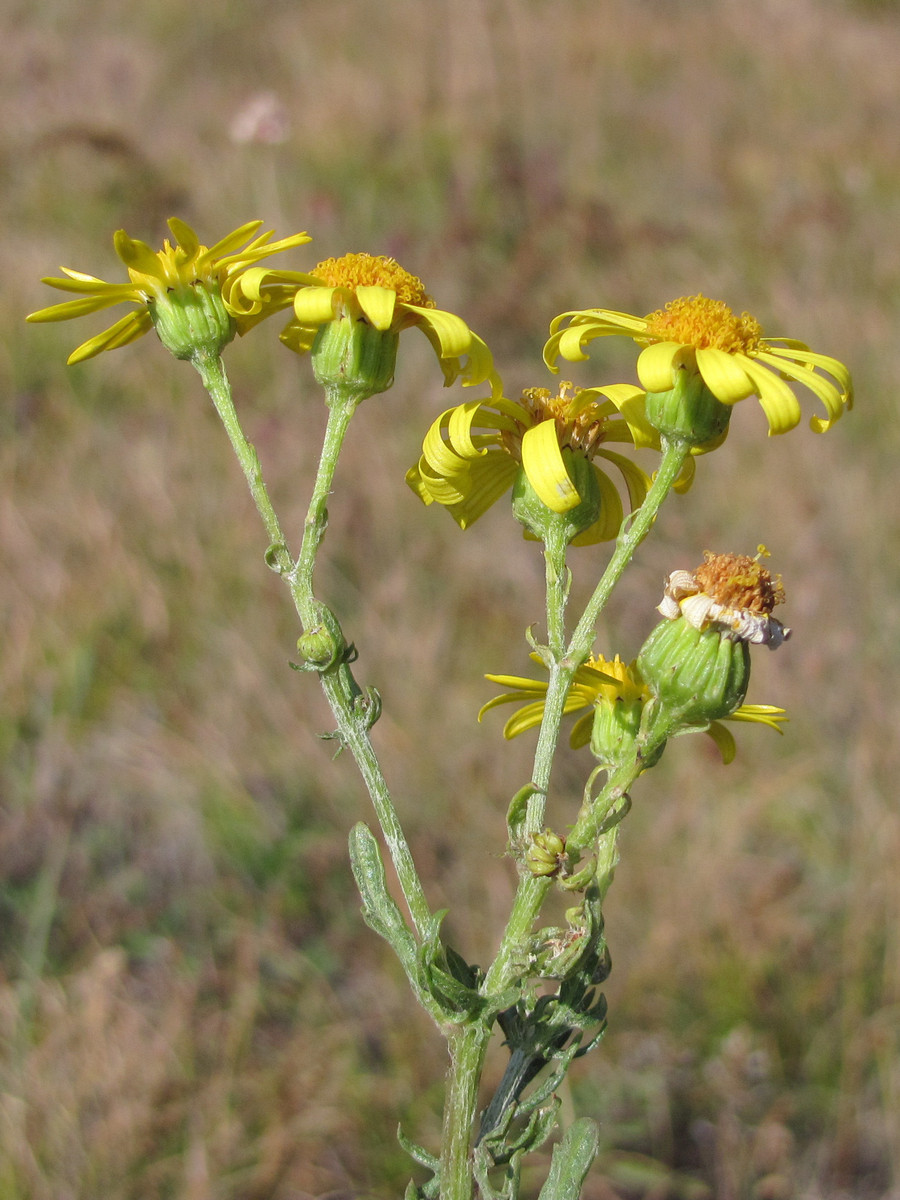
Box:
[739,357,803,435]
[448,400,499,459]
[695,346,758,404]
[408,306,473,358]
[422,406,479,476]
[545,308,649,368]
[415,452,517,527]
[635,341,682,393]
[755,348,850,432]
[456,332,497,389]
[278,320,318,356]
[521,419,581,512]
[453,454,519,524]
[570,712,594,749]
[414,313,496,389]
[584,383,656,448]
[406,458,465,505]
[704,721,736,764]
[672,452,696,493]
[544,322,596,367]
[570,465,623,544]
[500,700,552,740]
[356,285,397,331]
[292,285,340,325]
[405,462,436,506]
[594,446,651,512]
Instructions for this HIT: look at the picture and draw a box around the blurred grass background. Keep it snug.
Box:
[3,0,900,1196]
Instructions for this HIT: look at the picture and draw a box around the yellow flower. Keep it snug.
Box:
[479,652,786,764]
[406,380,656,544]
[544,294,852,436]
[240,251,494,390]
[27,219,313,364]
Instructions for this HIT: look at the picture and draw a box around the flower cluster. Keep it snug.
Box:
[27,221,493,389]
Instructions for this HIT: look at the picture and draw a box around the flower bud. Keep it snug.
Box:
[526,828,569,877]
[638,616,751,726]
[149,280,236,361]
[585,658,667,770]
[644,357,731,448]
[511,448,603,545]
[297,624,341,670]
[310,311,399,400]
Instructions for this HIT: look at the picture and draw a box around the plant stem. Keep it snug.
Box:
[193,351,294,575]
[440,1024,492,1200]
[198,359,432,939]
[484,436,690,996]
[568,438,689,661]
[438,438,690,1195]
[318,665,433,938]
[286,389,359,626]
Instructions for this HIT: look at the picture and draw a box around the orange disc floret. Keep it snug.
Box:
[693,550,785,614]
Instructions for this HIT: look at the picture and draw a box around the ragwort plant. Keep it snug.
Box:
[28,219,853,1200]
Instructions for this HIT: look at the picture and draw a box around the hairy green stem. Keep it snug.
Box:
[440,439,690,1198]
[440,1024,492,1200]
[568,438,690,661]
[194,351,294,575]
[198,358,432,939]
[286,387,360,625]
[485,436,690,997]
[318,665,433,938]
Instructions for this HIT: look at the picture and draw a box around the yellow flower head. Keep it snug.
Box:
[27,218,312,364]
[544,294,852,436]
[239,251,494,390]
[406,380,655,544]
[479,652,787,765]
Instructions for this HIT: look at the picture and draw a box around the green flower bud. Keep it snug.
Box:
[297,624,341,670]
[310,314,399,401]
[511,448,603,545]
[526,828,569,877]
[638,614,751,727]
[590,690,666,771]
[148,281,236,361]
[644,360,732,448]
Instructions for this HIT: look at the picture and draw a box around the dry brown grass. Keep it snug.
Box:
[4,0,900,1195]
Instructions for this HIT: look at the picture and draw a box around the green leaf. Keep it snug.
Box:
[348,823,419,974]
[397,1123,440,1171]
[538,1118,600,1200]
[507,783,541,844]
